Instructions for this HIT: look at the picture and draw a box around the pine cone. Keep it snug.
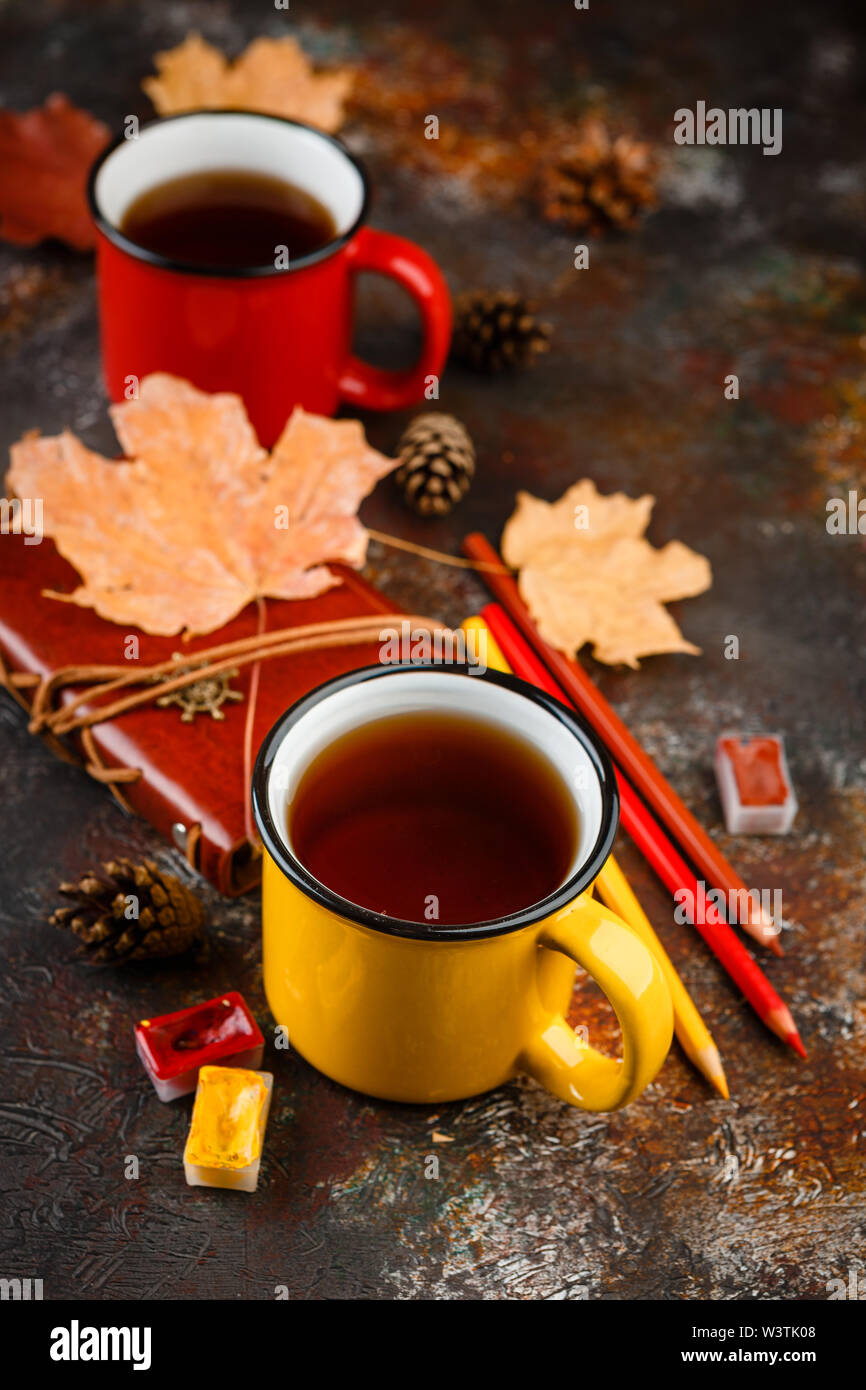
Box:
[395,413,475,517]
[452,289,552,372]
[50,858,208,965]
[538,118,657,234]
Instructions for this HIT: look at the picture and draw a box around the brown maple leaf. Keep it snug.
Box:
[143,33,353,133]
[502,480,711,668]
[7,374,397,636]
[0,94,110,250]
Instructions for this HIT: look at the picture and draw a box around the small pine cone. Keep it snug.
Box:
[50,858,208,965]
[452,289,552,372]
[395,413,475,518]
[538,117,657,234]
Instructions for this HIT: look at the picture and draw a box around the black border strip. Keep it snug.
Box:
[86,110,372,279]
[251,663,620,941]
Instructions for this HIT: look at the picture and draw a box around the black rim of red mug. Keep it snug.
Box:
[87,109,372,279]
[251,662,621,942]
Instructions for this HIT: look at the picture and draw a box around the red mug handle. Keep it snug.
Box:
[338,226,452,412]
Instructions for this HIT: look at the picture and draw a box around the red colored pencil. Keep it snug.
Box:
[464,531,782,957]
[477,598,806,1058]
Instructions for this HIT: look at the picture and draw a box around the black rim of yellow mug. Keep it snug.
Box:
[251,662,620,941]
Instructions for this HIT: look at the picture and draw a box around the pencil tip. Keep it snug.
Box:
[742,924,785,956]
[765,1005,807,1057]
[746,904,785,955]
[712,1071,731,1100]
[696,1045,730,1099]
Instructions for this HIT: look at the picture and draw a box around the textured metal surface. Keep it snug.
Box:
[1,0,864,1300]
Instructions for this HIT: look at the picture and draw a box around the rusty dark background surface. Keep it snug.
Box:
[1,0,865,1301]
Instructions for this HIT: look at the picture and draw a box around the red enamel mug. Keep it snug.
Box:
[87,112,452,445]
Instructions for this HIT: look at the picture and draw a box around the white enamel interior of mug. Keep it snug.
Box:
[266,670,603,887]
[92,113,365,233]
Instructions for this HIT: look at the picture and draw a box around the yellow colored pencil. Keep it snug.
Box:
[461,615,729,1100]
[593,856,728,1099]
[462,614,509,673]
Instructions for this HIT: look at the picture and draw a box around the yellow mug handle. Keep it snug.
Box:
[521,892,674,1111]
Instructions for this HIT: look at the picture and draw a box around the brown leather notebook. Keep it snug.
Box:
[0,532,399,894]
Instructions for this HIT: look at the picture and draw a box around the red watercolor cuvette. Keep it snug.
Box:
[715,734,798,835]
[135,991,265,1102]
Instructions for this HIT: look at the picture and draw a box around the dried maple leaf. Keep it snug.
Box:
[143,33,353,133]
[502,480,711,668]
[0,94,109,250]
[7,374,396,636]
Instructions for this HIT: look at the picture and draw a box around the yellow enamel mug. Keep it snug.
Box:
[252,665,673,1112]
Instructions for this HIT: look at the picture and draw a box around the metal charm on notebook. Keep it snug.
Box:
[155,655,244,723]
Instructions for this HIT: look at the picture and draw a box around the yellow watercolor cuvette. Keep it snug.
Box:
[184,1065,273,1192]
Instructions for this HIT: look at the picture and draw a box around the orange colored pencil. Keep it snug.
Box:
[463,531,782,956]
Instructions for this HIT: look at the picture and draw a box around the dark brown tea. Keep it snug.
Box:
[120,169,338,268]
[289,712,577,926]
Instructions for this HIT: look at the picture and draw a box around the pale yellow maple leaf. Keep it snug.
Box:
[501,479,712,668]
[7,373,396,636]
[143,33,353,133]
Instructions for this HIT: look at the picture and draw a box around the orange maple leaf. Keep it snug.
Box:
[143,33,353,133]
[0,94,109,250]
[502,480,712,668]
[7,374,397,636]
